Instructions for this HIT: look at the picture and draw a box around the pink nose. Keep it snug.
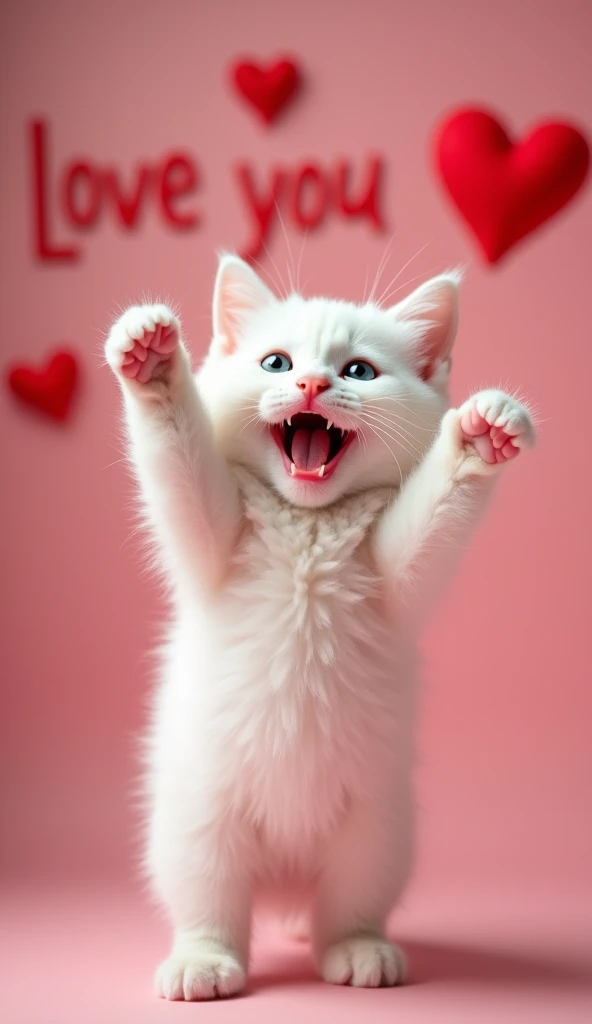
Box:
[296,376,331,399]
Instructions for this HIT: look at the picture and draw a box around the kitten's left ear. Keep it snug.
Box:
[213,254,277,355]
[388,271,461,380]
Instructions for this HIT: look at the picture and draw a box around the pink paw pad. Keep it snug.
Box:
[121,322,179,384]
[460,405,521,465]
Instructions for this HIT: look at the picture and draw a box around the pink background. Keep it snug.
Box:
[1,2,591,1021]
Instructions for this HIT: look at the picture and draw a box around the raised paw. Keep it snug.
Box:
[458,390,535,465]
[155,945,246,1001]
[105,304,180,384]
[321,935,406,988]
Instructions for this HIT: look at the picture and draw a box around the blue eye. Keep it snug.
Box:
[261,353,292,373]
[342,360,377,381]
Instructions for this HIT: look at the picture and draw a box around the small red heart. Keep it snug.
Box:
[232,58,301,125]
[434,108,590,263]
[7,350,79,421]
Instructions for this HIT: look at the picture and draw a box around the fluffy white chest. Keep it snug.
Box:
[187,471,409,856]
[224,470,392,689]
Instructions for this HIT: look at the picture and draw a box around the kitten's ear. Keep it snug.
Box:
[388,271,461,380]
[213,254,276,355]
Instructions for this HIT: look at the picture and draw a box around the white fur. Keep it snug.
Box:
[105,256,534,999]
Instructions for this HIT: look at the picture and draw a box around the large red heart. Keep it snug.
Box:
[7,350,78,421]
[434,108,590,263]
[232,58,301,124]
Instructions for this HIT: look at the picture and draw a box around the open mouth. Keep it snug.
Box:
[270,413,355,482]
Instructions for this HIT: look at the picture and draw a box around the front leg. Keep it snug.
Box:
[374,389,535,617]
[105,304,241,593]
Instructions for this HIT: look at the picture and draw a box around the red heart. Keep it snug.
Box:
[434,108,590,263]
[232,58,301,124]
[7,350,78,421]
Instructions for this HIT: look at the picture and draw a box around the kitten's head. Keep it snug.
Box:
[198,255,460,508]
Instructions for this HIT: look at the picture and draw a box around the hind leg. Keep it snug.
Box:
[149,781,254,1000]
[313,792,412,987]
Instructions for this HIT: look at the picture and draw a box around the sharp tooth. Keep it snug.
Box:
[318,464,325,478]
[327,421,333,431]
[287,417,292,427]
[290,463,296,476]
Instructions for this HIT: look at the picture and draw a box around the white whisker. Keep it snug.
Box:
[237,412,263,435]
[352,326,375,346]
[361,406,438,435]
[359,413,426,462]
[101,456,128,471]
[249,250,288,300]
[360,410,427,449]
[375,238,433,308]
[362,420,404,481]
[260,242,291,300]
[363,394,440,426]
[378,266,440,308]
[356,426,369,456]
[295,227,309,294]
[274,199,296,294]
[366,232,398,304]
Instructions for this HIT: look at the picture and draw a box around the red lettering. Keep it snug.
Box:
[235,163,285,262]
[103,165,152,227]
[30,120,79,261]
[291,164,328,229]
[62,161,101,227]
[159,154,199,228]
[334,156,385,230]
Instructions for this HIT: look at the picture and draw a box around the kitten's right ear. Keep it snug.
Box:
[212,254,276,355]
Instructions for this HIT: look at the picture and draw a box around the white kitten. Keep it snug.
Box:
[105,255,535,1000]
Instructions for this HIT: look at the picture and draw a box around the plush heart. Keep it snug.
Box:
[7,350,78,421]
[232,58,301,124]
[434,108,590,263]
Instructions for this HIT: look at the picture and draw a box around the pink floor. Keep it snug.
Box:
[2,883,591,1024]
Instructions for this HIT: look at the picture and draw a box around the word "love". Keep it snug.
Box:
[31,120,198,261]
[30,119,387,263]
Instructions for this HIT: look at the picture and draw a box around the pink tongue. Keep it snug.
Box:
[291,428,331,471]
